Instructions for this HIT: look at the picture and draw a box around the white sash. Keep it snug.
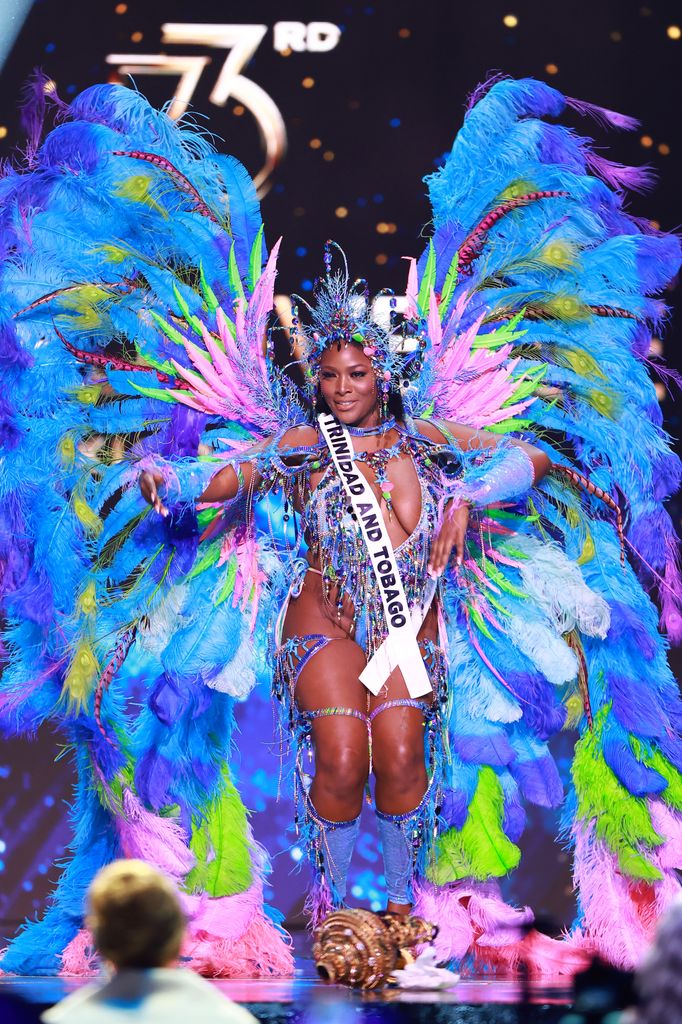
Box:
[318,414,432,698]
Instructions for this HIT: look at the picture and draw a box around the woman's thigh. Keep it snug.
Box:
[293,637,371,785]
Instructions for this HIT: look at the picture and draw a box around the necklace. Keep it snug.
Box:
[346,416,396,437]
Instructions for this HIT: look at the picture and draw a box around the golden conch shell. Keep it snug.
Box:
[312,908,437,989]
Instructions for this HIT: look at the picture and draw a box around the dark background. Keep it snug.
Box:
[0,0,680,939]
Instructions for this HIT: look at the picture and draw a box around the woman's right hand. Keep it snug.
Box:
[139,470,168,517]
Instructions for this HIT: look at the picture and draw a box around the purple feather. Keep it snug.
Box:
[609,674,667,737]
[564,95,640,131]
[149,675,191,725]
[660,735,682,773]
[507,673,567,740]
[0,320,31,367]
[0,394,21,449]
[19,71,68,168]
[502,793,527,842]
[134,750,176,811]
[510,755,563,808]
[453,732,515,767]
[606,602,657,660]
[630,323,653,359]
[603,734,667,796]
[584,152,656,194]
[652,453,682,503]
[465,73,509,113]
[440,789,469,829]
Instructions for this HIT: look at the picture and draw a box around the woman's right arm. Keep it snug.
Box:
[139,424,318,515]
[139,449,265,517]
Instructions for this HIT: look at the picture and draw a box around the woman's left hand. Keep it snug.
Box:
[428,501,470,576]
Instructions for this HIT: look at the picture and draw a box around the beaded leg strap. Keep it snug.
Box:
[369,698,433,722]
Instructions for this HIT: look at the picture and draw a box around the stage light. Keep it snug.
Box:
[545,63,559,74]
[650,219,660,230]
[640,135,654,148]
[335,206,348,218]
[667,25,681,39]
[301,76,315,88]
[503,14,518,28]
[375,253,388,265]
[114,3,127,13]
[130,31,143,43]
[0,127,7,139]
[389,117,401,127]
[610,30,623,42]
[232,104,245,116]
[376,222,388,234]
[279,47,292,57]
[658,143,671,155]
[398,27,411,38]
[322,150,335,161]
[309,137,322,149]
[293,206,306,217]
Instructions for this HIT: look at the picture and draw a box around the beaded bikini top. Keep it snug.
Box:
[297,429,444,654]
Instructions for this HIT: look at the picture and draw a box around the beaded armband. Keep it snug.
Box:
[447,444,535,510]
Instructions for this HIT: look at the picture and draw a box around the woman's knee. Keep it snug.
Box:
[372,735,426,794]
[314,738,369,797]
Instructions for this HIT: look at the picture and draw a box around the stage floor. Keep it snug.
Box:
[0,949,575,1023]
[0,979,574,1024]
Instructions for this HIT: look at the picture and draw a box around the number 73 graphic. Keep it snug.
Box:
[107,23,339,195]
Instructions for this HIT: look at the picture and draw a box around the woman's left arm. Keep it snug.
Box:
[440,421,551,483]
[426,420,551,576]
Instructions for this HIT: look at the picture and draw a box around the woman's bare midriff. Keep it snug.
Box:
[281,562,439,649]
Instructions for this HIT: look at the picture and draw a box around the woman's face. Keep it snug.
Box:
[318,342,379,427]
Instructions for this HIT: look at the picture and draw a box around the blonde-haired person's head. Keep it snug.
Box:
[86,860,185,969]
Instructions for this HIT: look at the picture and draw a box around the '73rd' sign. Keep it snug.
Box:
[107,22,341,195]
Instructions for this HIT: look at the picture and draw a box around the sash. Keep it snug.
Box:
[318,413,432,698]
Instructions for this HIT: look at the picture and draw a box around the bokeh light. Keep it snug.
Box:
[503,14,519,28]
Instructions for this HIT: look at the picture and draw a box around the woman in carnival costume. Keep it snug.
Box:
[1,74,681,977]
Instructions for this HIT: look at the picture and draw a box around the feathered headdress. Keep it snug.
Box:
[289,241,426,408]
